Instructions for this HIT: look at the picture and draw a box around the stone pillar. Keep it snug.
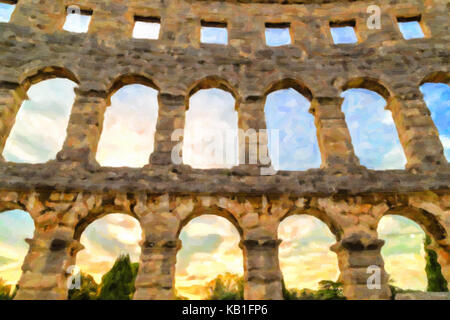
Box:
[0,83,26,161]
[388,90,447,170]
[238,96,271,169]
[150,93,185,166]
[434,246,450,290]
[310,97,360,169]
[241,238,283,300]
[331,234,391,300]
[56,89,107,166]
[133,239,181,300]
[14,226,80,300]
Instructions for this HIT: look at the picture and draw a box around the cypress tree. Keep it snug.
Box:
[97,254,139,300]
[424,235,448,292]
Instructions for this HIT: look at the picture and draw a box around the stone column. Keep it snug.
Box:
[150,93,186,166]
[388,90,447,170]
[331,234,391,300]
[310,97,360,169]
[56,89,107,166]
[238,97,270,169]
[133,239,181,300]
[0,83,26,161]
[241,238,283,300]
[14,226,81,300]
[433,245,450,290]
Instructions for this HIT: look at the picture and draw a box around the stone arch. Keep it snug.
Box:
[264,78,313,102]
[263,79,320,170]
[379,206,448,244]
[73,211,143,292]
[2,67,79,163]
[419,73,450,161]
[177,205,243,239]
[183,80,239,168]
[19,66,80,91]
[420,71,450,85]
[97,74,160,167]
[340,79,407,170]
[277,211,340,293]
[175,212,244,299]
[106,74,159,105]
[186,76,240,110]
[280,206,342,241]
[377,213,430,291]
[378,204,450,289]
[73,204,138,242]
[342,77,391,100]
[0,195,25,213]
[0,208,35,292]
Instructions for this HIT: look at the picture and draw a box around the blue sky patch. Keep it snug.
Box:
[330,26,358,44]
[0,3,15,23]
[398,21,424,40]
[265,27,291,47]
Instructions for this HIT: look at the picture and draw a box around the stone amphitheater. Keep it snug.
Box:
[0,0,448,300]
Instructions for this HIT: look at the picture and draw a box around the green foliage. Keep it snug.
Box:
[424,235,448,292]
[97,254,139,300]
[0,278,15,300]
[205,273,244,300]
[204,275,344,300]
[68,272,99,300]
[283,279,345,300]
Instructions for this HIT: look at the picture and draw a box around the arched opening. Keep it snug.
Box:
[264,81,320,170]
[0,209,34,299]
[175,215,243,300]
[3,78,77,163]
[72,213,142,300]
[341,87,406,169]
[378,215,428,291]
[419,81,449,160]
[183,88,238,169]
[278,215,340,299]
[96,83,159,167]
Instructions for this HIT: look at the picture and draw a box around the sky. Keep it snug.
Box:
[0,6,448,298]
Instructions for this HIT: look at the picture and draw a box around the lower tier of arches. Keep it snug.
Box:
[0,190,448,300]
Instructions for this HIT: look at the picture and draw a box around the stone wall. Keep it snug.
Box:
[0,0,448,300]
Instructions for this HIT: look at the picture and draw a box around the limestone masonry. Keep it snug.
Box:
[0,0,449,300]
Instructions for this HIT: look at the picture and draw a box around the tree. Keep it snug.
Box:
[424,235,448,292]
[205,273,244,300]
[282,279,345,300]
[0,278,15,300]
[68,272,99,300]
[97,254,139,300]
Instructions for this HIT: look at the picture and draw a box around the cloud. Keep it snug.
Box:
[175,215,243,299]
[77,214,142,282]
[3,79,77,163]
[183,89,238,168]
[96,85,158,167]
[278,216,339,290]
[341,89,405,169]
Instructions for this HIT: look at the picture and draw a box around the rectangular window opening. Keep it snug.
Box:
[329,20,358,44]
[265,22,291,47]
[397,15,425,40]
[63,6,93,33]
[0,0,17,23]
[200,20,228,45]
[133,16,161,39]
